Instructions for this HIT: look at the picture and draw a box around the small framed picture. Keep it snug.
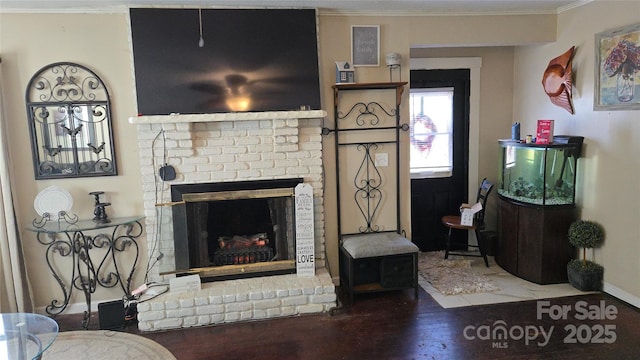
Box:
[594,22,640,110]
[351,25,380,67]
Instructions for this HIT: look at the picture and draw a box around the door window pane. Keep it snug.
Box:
[409,88,453,178]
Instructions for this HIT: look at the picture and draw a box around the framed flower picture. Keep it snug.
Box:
[594,22,640,110]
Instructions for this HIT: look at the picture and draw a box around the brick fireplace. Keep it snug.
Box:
[129,110,336,331]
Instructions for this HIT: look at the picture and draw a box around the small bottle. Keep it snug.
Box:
[511,122,520,140]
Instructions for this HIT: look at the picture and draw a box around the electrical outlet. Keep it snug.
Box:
[375,153,388,167]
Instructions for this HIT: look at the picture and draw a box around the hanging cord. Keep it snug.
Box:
[198,7,205,47]
[144,128,168,283]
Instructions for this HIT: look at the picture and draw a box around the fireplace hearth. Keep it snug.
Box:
[130,111,335,331]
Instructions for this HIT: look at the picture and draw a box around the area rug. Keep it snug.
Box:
[43,330,177,360]
[418,251,500,295]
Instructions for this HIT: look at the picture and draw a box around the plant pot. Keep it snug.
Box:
[567,264,603,291]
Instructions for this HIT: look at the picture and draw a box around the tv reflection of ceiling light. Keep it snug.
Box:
[226,96,251,112]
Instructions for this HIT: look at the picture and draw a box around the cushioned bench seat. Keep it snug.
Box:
[339,232,419,303]
[342,232,419,258]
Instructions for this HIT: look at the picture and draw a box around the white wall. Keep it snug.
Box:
[512,1,640,306]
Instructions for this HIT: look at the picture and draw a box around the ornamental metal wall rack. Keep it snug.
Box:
[25,62,117,179]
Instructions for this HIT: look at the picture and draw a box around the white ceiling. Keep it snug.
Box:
[0,0,589,15]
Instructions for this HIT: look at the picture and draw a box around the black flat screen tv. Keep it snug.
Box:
[130,8,321,115]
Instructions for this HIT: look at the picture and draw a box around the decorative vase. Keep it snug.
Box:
[616,63,635,102]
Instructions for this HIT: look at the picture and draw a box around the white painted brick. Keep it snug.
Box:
[253,299,280,310]
[224,312,240,322]
[225,302,252,312]
[175,123,191,131]
[137,302,151,312]
[300,142,322,150]
[177,139,193,148]
[196,304,224,315]
[236,136,261,145]
[274,159,299,167]
[211,171,238,181]
[234,120,261,129]
[165,300,180,310]
[241,310,254,320]
[272,119,287,127]
[197,147,222,155]
[208,294,223,305]
[274,143,298,152]
[323,283,336,294]
[281,306,297,316]
[183,172,211,182]
[237,153,262,162]
[222,146,248,155]
[223,294,236,303]
[276,289,289,298]
[236,292,248,302]
[166,309,180,318]
[247,128,273,136]
[288,287,302,296]
[261,168,287,177]
[180,297,195,308]
[287,167,310,175]
[138,310,165,322]
[183,316,198,327]
[155,318,183,330]
[298,304,324,314]
[252,310,267,319]
[282,296,307,307]
[179,308,195,317]
[262,289,277,299]
[208,138,235,147]
[168,132,192,140]
[248,160,275,169]
[211,314,225,324]
[210,154,236,163]
[301,285,315,295]
[138,321,152,331]
[238,169,262,178]
[170,149,195,157]
[224,162,249,171]
[266,308,282,318]
[310,293,337,304]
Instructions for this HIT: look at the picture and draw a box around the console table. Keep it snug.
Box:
[26,216,144,329]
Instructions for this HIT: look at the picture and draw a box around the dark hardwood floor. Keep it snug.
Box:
[55,288,640,359]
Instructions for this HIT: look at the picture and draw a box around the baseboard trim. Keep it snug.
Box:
[603,281,640,309]
[36,297,123,316]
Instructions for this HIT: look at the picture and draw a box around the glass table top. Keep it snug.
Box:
[25,215,145,234]
[0,313,59,360]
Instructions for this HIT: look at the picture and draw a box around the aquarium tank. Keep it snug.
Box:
[498,136,583,206]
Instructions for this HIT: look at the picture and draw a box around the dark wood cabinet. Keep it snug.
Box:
[496,196,575,284]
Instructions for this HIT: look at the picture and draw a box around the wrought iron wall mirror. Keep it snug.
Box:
[26,62,117,179]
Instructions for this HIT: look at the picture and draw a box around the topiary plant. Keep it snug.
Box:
[568,220,605,271]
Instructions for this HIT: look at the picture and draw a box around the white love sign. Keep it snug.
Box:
[295,183,315,276]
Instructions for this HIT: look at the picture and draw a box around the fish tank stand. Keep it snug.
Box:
[495,136,583,284]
